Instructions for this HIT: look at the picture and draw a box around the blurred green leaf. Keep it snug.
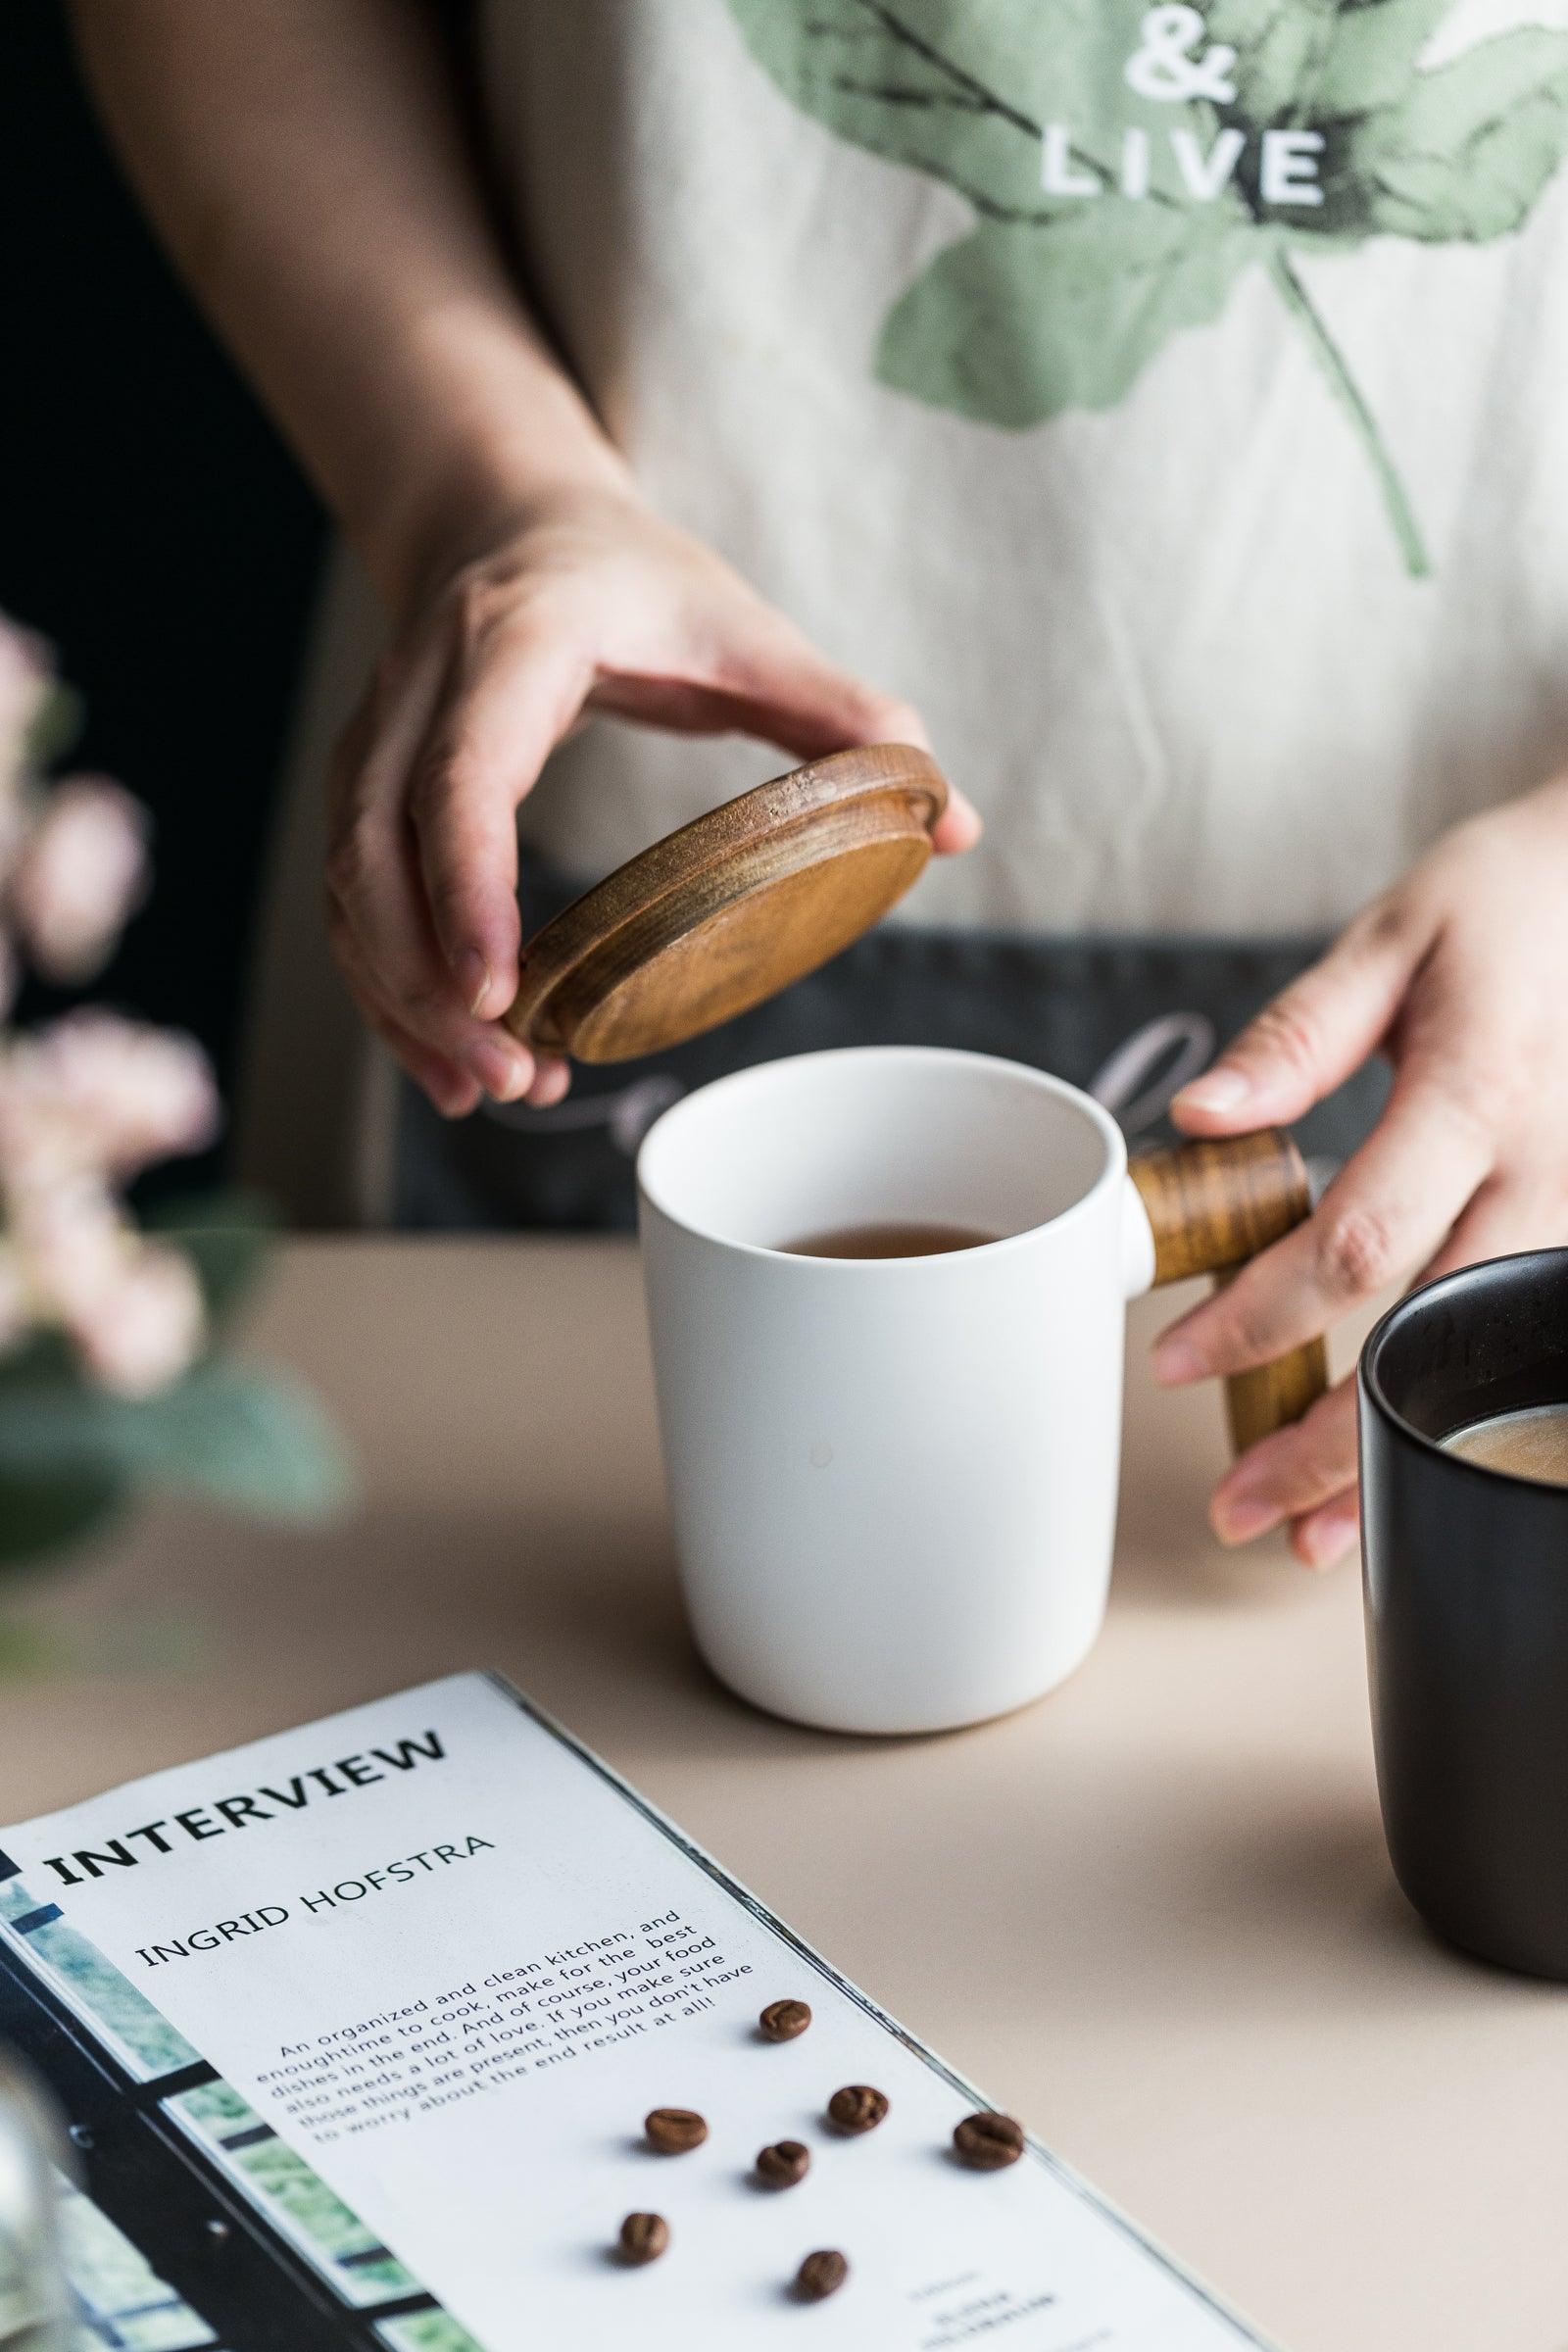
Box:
[0,1467,125,1572]
[0,1362,354,1522]
[0,1329,77,1393]
[0,1189,346,1576]
[24,681,84,773]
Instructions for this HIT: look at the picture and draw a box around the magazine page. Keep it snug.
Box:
[0,1673,1274,2350]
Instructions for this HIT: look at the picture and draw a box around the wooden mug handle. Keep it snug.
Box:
[1128,1130,1329,1454]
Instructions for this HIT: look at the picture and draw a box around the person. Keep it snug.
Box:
[70,0,1568,1570]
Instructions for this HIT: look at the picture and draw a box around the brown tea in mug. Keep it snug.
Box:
[780,1221,999,1259]
[1443,1401,1568,1489]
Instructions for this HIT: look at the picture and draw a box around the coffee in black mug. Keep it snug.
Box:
[1359,1248,1568,1978]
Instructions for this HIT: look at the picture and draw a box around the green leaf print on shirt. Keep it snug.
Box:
[724,0,1568,576]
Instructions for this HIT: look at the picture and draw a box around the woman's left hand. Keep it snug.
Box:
[1152,777,1568,1569]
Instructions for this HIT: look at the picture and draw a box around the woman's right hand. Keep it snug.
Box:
[326,482,980,1117]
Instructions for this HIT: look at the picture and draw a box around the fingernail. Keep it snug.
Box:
[1174,1067,1250,1115]
[1152,1334,1203,1385]
[526,1059,571,1108]
[1295,1515,1357,1572]
[457,951,493,1017]
[466,1038,532,1102]
[949,792,983,844]
[1211,1491,1282,1545]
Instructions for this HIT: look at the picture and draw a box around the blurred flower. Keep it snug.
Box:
[0,1019,219,1394]
[0,621,216,1401]
[9,779,150,983]
[0,1175,206,1396]
[0,617,49,799]
[0,1011,220,1186]
[71,1241,206,1397]
[11,1173,127,1311]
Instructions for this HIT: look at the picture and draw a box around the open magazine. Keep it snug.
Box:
[0,1673,1278,2350]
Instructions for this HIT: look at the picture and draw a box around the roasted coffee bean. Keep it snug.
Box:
[618,2212,668,2265]
[757,2138,811,2188]
[952,2110,1026,2170]
[794,2249,850,2302]
[827,2083,888,2134]
[645,2107,708,2154]
[760,1997,813,2042]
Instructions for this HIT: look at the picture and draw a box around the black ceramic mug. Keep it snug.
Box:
[1360,1248,1568,1978]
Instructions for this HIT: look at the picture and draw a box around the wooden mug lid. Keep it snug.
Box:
[502,744,948,1063]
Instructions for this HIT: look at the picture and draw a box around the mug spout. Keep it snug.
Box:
[1119,1174,1157,1301]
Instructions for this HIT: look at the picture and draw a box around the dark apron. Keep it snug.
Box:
[393,865,1387,1233]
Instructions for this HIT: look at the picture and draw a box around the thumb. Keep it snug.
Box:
[1171,901,1428,1134]
[707,596,982,855]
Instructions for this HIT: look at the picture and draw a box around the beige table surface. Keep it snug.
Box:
[1,1238,1563,2352]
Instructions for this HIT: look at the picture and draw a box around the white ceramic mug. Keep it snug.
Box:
[637,1047,1320,1735]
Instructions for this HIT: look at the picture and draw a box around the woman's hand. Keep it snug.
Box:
[69,0,979,1118]
[1152,779,1568,1569]
[326,483,980,1118]
[69,3,979,1111]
